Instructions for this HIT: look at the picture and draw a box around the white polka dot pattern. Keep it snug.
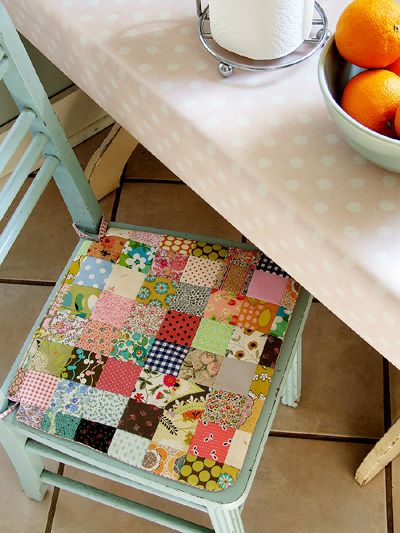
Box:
[4,0,400,368]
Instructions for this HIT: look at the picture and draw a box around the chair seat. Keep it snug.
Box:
[5,225,300,493]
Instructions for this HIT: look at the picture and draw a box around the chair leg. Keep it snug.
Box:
[281,335,302,408]
[208,505,245,533]
[0,421,48,501]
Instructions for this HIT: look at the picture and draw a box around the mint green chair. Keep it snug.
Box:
[0,6,311,532]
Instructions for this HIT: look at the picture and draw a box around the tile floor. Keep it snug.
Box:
[0,132,397,532]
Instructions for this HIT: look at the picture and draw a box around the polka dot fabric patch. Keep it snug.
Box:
[10,228,301,492]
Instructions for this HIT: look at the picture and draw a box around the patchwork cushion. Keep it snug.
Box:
[7,226,300,492]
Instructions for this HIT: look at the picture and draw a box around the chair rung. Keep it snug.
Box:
[0,132,47,222]
[0,55,10,80]
[0,155,58,266]
[40,470,213,533]
[0,108,36,176]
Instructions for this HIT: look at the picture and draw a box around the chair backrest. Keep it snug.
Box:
[0,4,103,266]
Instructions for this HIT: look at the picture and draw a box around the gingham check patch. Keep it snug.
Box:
[257,255,289,278]
[144,340,189,376]
[19,371,59,411]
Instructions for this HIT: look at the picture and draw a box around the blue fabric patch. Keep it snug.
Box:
[74,256,113,289]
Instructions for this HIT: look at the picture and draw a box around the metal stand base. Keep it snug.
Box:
[196,1,330,77]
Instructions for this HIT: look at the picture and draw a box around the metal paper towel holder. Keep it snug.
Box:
[196,0,330,77]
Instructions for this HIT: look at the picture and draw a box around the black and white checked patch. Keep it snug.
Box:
[144,340,189,376]
[256,254,289,278]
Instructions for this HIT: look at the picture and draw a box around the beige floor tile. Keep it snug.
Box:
[0,180,115,282]
[273,303,384,439]
[0,283,57,532]
[116,182,242,240]
[126,145,179,181]
[50,437,386,533]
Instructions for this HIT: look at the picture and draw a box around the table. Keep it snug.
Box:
[4,0,400,483]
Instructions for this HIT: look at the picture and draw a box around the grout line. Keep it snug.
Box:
[0,278,56,286]
[269,430,379,445]
[44,462,65,533]
[383,359,394,533]
[124,177,183,184]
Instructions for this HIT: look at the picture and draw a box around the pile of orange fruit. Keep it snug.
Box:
[336,0,400,138]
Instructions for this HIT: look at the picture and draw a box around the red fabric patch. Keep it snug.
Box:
[96,359,142,396]
[188,420,235,463]
[156,310,201,347]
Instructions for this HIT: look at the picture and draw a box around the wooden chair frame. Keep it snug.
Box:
[0,6,312,531]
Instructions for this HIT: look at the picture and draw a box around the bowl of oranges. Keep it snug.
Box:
[318,0,400,172]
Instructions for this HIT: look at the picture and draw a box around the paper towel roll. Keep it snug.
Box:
[209,0,314,60]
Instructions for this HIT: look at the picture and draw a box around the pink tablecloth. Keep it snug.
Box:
[4,0,400,367]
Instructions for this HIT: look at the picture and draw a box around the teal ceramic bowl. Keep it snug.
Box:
[318,33,400,172]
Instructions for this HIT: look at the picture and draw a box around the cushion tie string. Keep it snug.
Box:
[72,216,108,241]
[0,401,19,420]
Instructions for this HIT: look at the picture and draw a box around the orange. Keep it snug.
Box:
[387,56,400,76]
[394,105,400,137]
[336,0,400,68]
[341,69,400,137]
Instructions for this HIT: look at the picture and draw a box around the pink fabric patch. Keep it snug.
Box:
[96,359,142,396]
[189,420,235,463]
[246,271,289,305]
[77,320,119,356]
[19,371,59,410]
[90,290,134,328]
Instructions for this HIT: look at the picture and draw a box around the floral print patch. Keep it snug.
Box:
[178,349,223,388]
[87,235,127,263]
[118,240,155,274]
[149,248,188,282]
[203,289,244,325]
[136,275,177,309]
[225,327,267,363]
[110,330,155,365]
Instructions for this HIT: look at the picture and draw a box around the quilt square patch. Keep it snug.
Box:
[227,248,261,268]
[110,330,155,365]
[128,230,164,247]
[191,241,229,261]
[145,340,189,376]
[225,327,267,363]
[117,240,155,274]
[61,347,106,386]
[156,310,201,347]
[103,264,146,299]
[247,271,289,305]
[87,235,128,263]
[236,297,279,334]
[259,335,282,368]
[123,302,166,337]
[28,340,74,377]
[249,365,275,400]
[202,389,253,429]
[203,289,244,325]
[178,453,224,490]
[74,419,116,453]
[96,359,142,396]
[131,368,178,408]
[40,411,81,440]
[163,379,209,418]
[270,306,291,339]
[118,398,162,439]
[180,256,227,288]
[48,379,90,417]
[60,285,101,319]
[178,349,223,388]
[81,388,129,427]
[159,235,195,256]
[77,320,119,356]
[108,429,150,466]
[90,291,133,328]
[256,254,289,277]
[281,279,300,311]
[74,256,113,289]
[19,371,59,411]
[189,420,235,463]
[136,275,177,309]
[224,430,250,470]
[213,358,257,396]
[149,248,188,282]
[44,312,86,347]
[152,410,199,451]
[169,282,211,316]
[64,254,86,285]
[142,443,186,480]
[16,405,46,429]
[220,263,253,294]
[191,319,234,356]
